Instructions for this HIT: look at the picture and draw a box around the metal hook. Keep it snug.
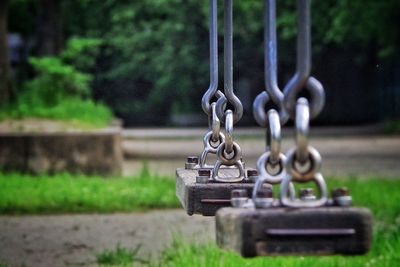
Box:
[209,102,221,142]
[282,0,325,119]
[264,0,289,124]
[216,0,243,124]
[253,0,289,127]
[202,0,223,116]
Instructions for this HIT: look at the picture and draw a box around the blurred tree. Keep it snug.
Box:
[0,0,14,105]
[5,0,400,124]
[37,0,64,56]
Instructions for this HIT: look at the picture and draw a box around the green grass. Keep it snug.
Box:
[0,169,179,214]
[0,98,113,129]
[96,244,145,267]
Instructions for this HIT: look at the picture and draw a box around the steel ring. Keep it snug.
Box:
[253,91,289,127]
[210,103,220,142]
[280,172,328,208]
[199,131,225,167]
[212,159,245,183]
[283,76,325,120]
[285,146,322,182]
[256,151,286,184]
[267,109,281,164]
[225,110,234,154]
[295,98,309,164]
[216,142,241,166]
[252,175,273,208]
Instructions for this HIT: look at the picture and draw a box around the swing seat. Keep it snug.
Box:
[176,168,254,216]
[216,206,372,257]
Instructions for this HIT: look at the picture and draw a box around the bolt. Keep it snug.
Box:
[196,168,211,183]
[231,189,247,198]
[332,187,349,197]
[247,169,258,182]
[185,156,199,169]
[187,156,199,164]
[300,188,316,201]
[332,187,352,207]
[256,186,273,198]
[254,185,274,208]
[231,189,249,208]
[198,169,211,177]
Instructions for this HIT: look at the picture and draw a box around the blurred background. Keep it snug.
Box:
[1,1,400,266]
[1,0,399,127]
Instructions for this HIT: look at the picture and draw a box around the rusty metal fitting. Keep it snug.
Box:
[231,189,248,208]
[185,156,199,169]
[332,187,352,207]
[300,188,316,201]
[196,168,211,183]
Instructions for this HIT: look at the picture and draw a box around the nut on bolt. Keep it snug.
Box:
[185,156,199,169]
[300,188,316,201]
[332,187,352,207]
[254,185,274,208]
[246,169,258,182]
[231,189,249,208]
[196,168,211,183]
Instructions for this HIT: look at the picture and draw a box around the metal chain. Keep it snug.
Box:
[216,0,243,124]
[279,1,328,208]
[212,109,245,182]
[251,0,327,209]
[199,0,226,168]
[282,0,325,120]
[280,98,328,208]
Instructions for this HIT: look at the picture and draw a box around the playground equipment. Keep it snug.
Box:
[176,0,372,255]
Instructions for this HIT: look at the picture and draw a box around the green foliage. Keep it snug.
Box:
[0,37,111,127]
[7,0,400,122]
[62,37,103,70]
[25,57,91,103]
[0,171,179,214]
[23,37,102,103]
[97,244,142,267]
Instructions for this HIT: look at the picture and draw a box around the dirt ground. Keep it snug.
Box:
[0,210,214,267]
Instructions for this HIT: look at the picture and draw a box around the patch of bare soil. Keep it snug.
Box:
[0,210,214,267]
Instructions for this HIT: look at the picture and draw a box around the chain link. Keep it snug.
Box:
[279,99,328,208]
[198,0,226,168]
[212,109,245,183]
